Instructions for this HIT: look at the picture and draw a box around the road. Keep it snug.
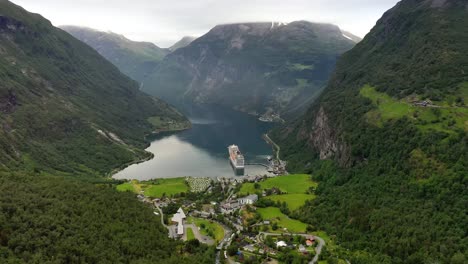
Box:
[155,204,176,238]
[185,224,215,245]
[258,232,325,264]
[264,133,280,160]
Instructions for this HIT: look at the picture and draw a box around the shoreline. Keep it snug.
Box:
[108,121,192,178]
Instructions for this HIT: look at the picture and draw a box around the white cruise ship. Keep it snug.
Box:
[228,145,245,175]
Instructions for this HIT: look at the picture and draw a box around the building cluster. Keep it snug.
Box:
[221,194,258,214]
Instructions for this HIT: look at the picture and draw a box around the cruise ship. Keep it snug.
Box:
[228,145,245,175]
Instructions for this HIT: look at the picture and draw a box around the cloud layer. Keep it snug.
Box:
[12,0,399,47]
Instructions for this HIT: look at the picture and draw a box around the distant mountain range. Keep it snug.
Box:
[64,22,360,119]
[145,21,359,118]
[61,25,169,83]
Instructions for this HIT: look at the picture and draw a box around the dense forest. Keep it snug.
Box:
[0,171,215,263]
[273,0,468,263]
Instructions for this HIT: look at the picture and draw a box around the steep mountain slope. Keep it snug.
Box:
[61,25,169,83]
[169,36,197,51]
[0,1,209,263]
[0,1,188,174]
[145,21,359,118]
[273,0,467,263]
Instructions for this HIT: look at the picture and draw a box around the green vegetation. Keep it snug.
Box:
[273,1,468,263]
[266,194,316,211]
[188,217,225,242]
[0,0,188,174]
[117,178,189,197]
[147,116,190,132]
[257,207,307,233]
[0,172,215,263]
[240,174,316,195]
[186,227,196,241]
[62,25,169,82]
[360,85,467,132]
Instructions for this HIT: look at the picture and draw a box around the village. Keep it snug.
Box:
[124,173,330,264]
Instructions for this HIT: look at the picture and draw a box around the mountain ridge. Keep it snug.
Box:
[144,20,358,118]
[61,25,169,83]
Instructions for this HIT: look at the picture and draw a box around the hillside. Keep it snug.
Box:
[144,21,359,118]
[61,25,169,83]
[273,0,467,263]
[0,2,189,174]
[0,1,207,262]
[169,36,197,51]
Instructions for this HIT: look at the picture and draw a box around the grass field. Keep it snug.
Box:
[186,227,195,241]
[239,174,317,210]
[360,85,468,132]
[239,174,316,196]
[116,178,188,198]
[187,217,224,242]
[257,207,307,233]
[266,194,316,210]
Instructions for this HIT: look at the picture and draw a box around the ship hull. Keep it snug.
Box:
[229,159,245,176]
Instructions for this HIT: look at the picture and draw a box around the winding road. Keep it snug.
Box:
[155,204,176,238]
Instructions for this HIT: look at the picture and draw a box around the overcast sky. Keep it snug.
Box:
[12,0,400,47]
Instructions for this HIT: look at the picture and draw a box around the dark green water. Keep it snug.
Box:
[113,105,275,179]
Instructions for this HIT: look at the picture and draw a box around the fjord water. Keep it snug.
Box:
[113,104,274,180]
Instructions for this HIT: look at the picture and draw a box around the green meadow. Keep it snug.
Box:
[266,194,316,211]
[360,85,468,133]
[116,178,188,197]
[239,174,317,210]
[239,174,316,195]
[257,207,307,233]
[187,217,224,242]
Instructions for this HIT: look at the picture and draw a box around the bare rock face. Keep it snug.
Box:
[298,106,351,167]
[0,90,17,114]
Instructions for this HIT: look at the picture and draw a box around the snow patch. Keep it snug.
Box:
[342,33,353,41]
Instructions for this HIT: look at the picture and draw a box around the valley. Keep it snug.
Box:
[117,174,343,264]
[0,0,466,263]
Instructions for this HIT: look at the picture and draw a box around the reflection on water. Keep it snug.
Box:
[113,104,275,180]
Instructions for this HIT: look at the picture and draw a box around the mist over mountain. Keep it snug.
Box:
[143,21,359,118]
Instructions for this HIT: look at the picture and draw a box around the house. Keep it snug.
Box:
[298,245,307,253]
[171,208,186,237]
[305,239,314,247]
[243,245,256,252]
[276,241,287,248]
[238,194,258,205]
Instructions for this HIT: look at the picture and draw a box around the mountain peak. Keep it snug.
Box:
[169,36,197,51]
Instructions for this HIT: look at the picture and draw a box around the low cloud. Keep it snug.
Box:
[12,0,399,47]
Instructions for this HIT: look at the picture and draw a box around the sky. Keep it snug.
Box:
[11,0,400,48]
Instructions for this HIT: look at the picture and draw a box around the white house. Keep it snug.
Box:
[171,207,186,236]
[276,241,287,248]
[238,194,258,205]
